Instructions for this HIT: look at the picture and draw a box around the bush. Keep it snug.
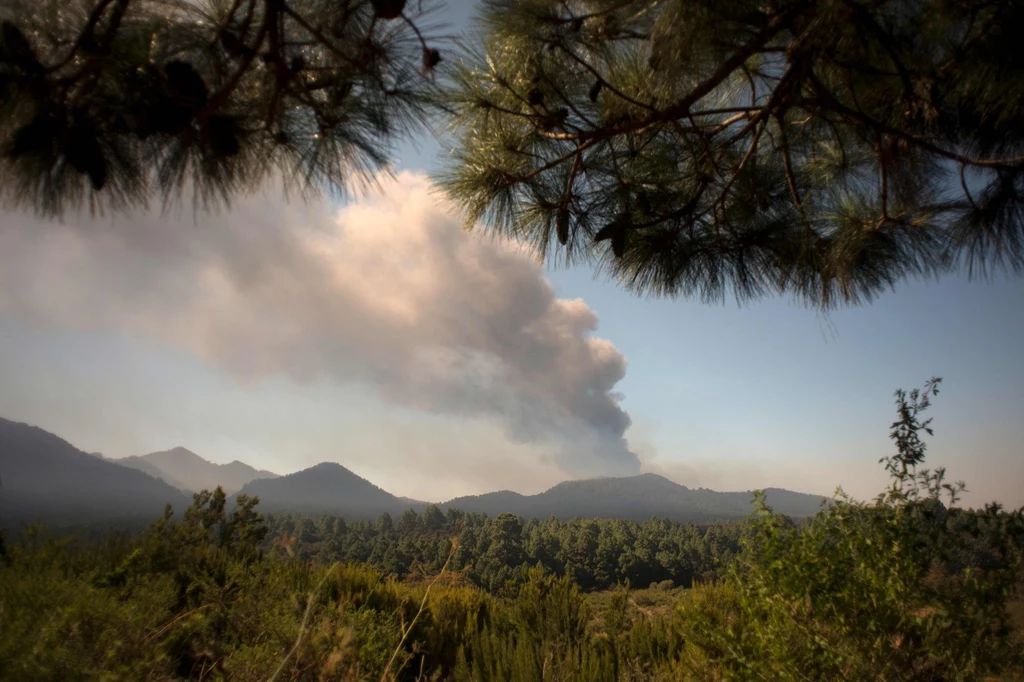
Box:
[675,379,1024,681]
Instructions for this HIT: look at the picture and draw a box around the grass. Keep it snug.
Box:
[586,584,690,633]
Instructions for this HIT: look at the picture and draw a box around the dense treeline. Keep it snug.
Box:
[262,497,1024,598]
[264,509,746,593]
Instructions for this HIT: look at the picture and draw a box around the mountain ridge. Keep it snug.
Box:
[233,462,412,519]
[0,417,190,527]
[441,471,826,522]
[113,446,279,495]
[2,417,828,526]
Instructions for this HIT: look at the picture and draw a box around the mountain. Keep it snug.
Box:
[0,417,191,527]
[442,473,827,523]
[235,464,824,523]
[0,415,827,526]
[115,455,191,492]
[234,462,415,518]
[114,447,279,495]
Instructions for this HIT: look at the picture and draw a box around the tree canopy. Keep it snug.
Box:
[440,0,1024,307]
[0,0,442,215]
[2,0,1023,307]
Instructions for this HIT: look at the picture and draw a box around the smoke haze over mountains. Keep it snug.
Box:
[0,416,827,527]
[0,173,638,479]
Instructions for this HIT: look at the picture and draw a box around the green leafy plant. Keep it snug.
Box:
[676,378,1024,681]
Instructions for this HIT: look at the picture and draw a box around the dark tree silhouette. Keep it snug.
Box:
[4,0,1024,308]
[0,0,443,215]
[439,0,1024,307]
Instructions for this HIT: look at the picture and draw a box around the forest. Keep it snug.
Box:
[2,382,1024,681]
[262,510,745,594]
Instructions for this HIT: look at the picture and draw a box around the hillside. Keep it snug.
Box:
[234,462,414,518]
[115,455,192,492]
[443,473,826,522]
[0,417,191,527]
[0,416,826,525]
[115,447,279,495]
[238,465,825,522]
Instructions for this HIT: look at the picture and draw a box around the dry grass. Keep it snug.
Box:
[586,585,689,633]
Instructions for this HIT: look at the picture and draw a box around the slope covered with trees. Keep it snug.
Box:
[443,473,825,522]
[0,415,828,527]
[235,461,413,518]
[242,467,825,522]
[117,447,279,495]
[0,417,190,526]
[264,508,747,593]
[112,454,192,492]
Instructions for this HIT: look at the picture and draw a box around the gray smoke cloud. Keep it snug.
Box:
[0,172,639,476]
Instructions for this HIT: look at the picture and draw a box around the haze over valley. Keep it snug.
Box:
[0,416,826,527]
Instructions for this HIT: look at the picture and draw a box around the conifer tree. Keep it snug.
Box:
[5,0,1024,308]
[439,0,1024,307]
[0,0,443,216]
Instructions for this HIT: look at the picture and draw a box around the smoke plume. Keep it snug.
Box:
[0,173,639,476]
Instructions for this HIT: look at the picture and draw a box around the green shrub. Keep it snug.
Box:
[675,379,1024,681]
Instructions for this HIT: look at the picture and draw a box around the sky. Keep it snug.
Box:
[0,2,1021,507]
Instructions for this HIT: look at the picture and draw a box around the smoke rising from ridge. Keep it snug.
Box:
[0,173,639,476]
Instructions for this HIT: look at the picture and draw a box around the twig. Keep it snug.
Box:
[554,43,657,112]
[401,12,431,54]
[46,0,120,72]
[808,73,1024,169]
[280,2,389,88]
[200,10,271,118]
[533,11,790,143]
[878,132,889,222]
[776,114,805,217]
[958,163,978,211]
[521,138,598,181]
[143,604,213,643]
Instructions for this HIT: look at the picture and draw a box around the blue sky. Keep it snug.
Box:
[542,265,1024,504]
[0,1,1021,506]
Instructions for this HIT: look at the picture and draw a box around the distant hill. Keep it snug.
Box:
[116,455,192,492]
[235,465,824,523]
[0,417,190,527]
[0,416,828,526]
[442,473,827,522]
[114,447,279,495]
[234,462,415,518]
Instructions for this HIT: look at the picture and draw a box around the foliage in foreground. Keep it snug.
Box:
[0,0,441,216]
[4,0,1024,309]
[1,380,1023,681]
[675,379,1024,680]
